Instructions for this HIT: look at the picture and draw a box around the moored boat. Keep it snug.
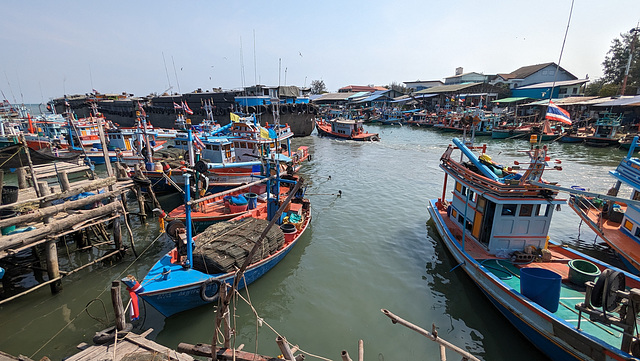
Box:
[427,137,640,361]
[124,167,310,317]
[566,136,640,274]
[315,117,379,141]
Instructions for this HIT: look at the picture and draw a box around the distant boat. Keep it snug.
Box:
[428,137,640,361]
[315,117,379,141]
[583,112,624,147]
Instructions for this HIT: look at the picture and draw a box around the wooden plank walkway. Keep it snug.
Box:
[66,329,193,361]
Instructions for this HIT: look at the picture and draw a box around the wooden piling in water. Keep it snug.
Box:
[111,280,126,331]
[17,167,27,189]
[38,181,62,294]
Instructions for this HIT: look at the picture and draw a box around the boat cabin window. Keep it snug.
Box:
[519,204,533,217]
[535,204,551,217]
[632,190,640,201]
[634,226,640,238]
[501,204,517,216]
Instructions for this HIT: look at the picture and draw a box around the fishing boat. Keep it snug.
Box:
[123,128,311,318]
[565,136,640,274]
[583,112,624,147]
[427,137,640,361]
[168,180,284,232]
[315,116,379,141]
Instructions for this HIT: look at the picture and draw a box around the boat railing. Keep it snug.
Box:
[443,159,554,198]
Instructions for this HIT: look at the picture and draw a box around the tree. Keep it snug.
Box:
[310,80,327,94]
[601,29,640,95]
[387,81,409,94]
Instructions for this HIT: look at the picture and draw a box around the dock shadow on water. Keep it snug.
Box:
[0,125,625,360]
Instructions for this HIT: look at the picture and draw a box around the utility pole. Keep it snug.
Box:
[621,27,639,95]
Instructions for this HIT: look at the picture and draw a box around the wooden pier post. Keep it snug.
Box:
[17,167,27,189]
[276,337,296,361]
[358,340,364,361]
[340,350,353,361]
[219,284,231,348]
[0,170,4,202]
[38,182,62,294]
[134,164,147,224]
[111,280,126,331]
[59,170,71,192]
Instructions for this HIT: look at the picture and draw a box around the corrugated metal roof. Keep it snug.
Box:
[346,91,371,99]
[490,97,530,103]
[314,92,356,101]
[415,83,481,94]
[593,95,640,107]
[515,79,588,89]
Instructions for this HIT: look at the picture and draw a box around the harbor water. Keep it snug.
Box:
[0,124,628,360]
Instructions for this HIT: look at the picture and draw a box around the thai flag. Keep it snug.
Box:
[137,102,146,117]
[182,101,194,115]
[545,101,571,125]
[173,102,182,110]
[193,134,205,150]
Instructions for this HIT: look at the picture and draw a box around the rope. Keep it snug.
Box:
[29,228,165,359]
[0,146,23,169]
[233,289,334,361]
[84,298,110,326]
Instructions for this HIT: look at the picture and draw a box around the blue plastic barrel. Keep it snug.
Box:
[520,267,562,313]
[244,193,258,210]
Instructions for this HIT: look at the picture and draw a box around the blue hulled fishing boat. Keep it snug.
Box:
[123,127,310,317]
[428,138,640,361]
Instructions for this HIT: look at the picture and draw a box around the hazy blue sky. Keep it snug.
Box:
[2,0,639,104]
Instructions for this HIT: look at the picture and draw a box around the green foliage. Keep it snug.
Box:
[599,83,621,97]
[387,81,409,94]
[584,79,605,96]
[310,80,327,95]
[601,29,640,95]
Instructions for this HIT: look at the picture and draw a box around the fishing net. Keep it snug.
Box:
[192,217,285,274]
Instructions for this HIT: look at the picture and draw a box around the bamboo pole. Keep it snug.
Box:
[381,309,481,361]
[276,337,296,361]
[0,201,121,251]
[0,176,124,212]
[358,340,363,361]
[0,276,62,305]
[341,351,353,361]
[219,284,231,348]
[188,175,274,206]
[213,178,304,359]
[21,137,41,198]
[0,187,129,229]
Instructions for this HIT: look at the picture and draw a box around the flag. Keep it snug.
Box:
[182,101,193,115]
[260,127,271,139]
[173,102,182,110]
[230,112,240,122]
[545,101,571,125]
[137,102,146,117]
[193,134,205,150]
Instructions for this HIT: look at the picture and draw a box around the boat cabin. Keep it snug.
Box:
[447,180,557,254]
[173,136,235,164]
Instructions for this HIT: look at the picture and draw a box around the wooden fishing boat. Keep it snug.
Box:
[427,137,640,361]
[315,117,379,141]
[565,136,640,274]
[583,112,624,147]
[123,129,310,317]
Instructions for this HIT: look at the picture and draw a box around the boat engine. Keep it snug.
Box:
[575,268,640,355]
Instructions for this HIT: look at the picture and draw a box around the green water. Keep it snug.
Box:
[0,125,629,360]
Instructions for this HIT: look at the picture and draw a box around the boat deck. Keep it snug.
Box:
[434,204,625,350]
[569,200,640,271]
[481,258,624,348]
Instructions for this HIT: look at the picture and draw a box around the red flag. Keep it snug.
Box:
[137,102,146,117]
[182,101,193,115]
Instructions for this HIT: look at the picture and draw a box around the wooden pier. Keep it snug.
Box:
[0,154,157,303]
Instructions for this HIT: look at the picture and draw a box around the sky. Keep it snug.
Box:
[1,0,640,104]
